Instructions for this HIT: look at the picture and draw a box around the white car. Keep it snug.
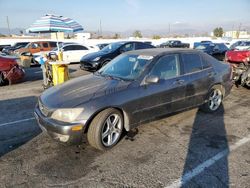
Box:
[33,44,98,64]
[53,44,98,63]
[231,41,250,50]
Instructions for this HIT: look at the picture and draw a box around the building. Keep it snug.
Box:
[223,30,250,39]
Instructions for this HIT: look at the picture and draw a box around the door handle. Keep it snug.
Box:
[173,79,185,85]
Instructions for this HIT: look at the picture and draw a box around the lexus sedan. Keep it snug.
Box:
[35,48,232,151]
[80,41,155,71]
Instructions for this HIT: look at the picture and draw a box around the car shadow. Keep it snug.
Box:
[0,96,41,157]
[181,105,229,187]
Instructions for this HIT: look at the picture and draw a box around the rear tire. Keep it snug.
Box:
[200,85,224,113]
[87,108,124,151]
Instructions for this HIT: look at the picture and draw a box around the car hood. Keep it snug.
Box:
[40,74,130,108]
[15,48,28,54]
[80,50,111,61]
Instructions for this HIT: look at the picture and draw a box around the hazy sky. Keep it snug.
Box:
[0,0,249,32]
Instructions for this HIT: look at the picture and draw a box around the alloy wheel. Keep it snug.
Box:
[101,113,122,147]
[208,89,222,111]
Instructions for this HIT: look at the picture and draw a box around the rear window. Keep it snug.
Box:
[136,42,154,50]
[50,42,57,48]
[182,53,203,74]
[42,43,49,48]
[74,45,88,50]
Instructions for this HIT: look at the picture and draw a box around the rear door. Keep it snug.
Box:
[181,52,214,107]
[73,45,90,62]
[134,54,189,122]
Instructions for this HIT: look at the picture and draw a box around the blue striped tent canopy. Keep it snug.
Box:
[27,14,83,33]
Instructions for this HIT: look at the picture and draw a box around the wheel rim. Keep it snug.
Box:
[208,89,222,111]
[101,113,122,147]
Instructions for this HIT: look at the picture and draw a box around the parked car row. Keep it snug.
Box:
[157,40,190,48]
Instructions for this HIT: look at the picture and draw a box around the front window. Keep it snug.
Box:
[150,54,180,80]
[101,42,125,53]
[97,54,153,80]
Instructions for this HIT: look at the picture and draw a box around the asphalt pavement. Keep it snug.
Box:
[0,64,249,188]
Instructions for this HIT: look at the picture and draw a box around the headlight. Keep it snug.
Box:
[51,108,84,123]
[93,57,101,61]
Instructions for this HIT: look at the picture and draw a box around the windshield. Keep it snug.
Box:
[101,42,124,53]
[195,44,213,50]
[97,54,153,80]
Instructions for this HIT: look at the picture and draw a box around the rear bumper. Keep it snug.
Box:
[224,80,233,97]
[34,106,85,145]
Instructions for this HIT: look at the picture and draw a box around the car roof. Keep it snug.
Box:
[125,48,199,56]
[62,43,85,47]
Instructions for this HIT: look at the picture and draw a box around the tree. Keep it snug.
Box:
[113,33,120,39]
[133,30,142,38]
[19,30,24,35]
[0,33,6,37]
[213,27,224,37]
[152,35,161,39]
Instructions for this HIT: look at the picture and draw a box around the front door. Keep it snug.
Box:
[133,54,188,123]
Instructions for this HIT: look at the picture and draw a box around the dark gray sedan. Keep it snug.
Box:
[34,48,233,150]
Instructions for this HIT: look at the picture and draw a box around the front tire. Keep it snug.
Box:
[87,108,124,151]
[99,60,110,69]
[200,85,224,113]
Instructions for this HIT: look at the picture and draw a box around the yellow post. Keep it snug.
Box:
[58,51,63,61]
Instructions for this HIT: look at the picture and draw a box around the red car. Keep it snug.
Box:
[0,54,25,86]
[225,48,250,64]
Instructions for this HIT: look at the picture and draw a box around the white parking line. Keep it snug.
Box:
[0,117,35,127]
[165,134,250,188]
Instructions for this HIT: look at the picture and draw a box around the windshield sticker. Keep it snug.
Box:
[129,57,136,62]
[138,55,153,60]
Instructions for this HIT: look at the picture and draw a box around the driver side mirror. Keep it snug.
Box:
[145,75,159,84]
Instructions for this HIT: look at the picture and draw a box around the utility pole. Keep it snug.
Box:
[6,16,11,36]
[236,23,242,39]
[100,19,102,37]
[168,23,170,36]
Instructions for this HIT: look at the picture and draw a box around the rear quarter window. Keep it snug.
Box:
[202,53,218,68]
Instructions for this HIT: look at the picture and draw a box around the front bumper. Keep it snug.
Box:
[34,106,85,145]
[80,61,100,71]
